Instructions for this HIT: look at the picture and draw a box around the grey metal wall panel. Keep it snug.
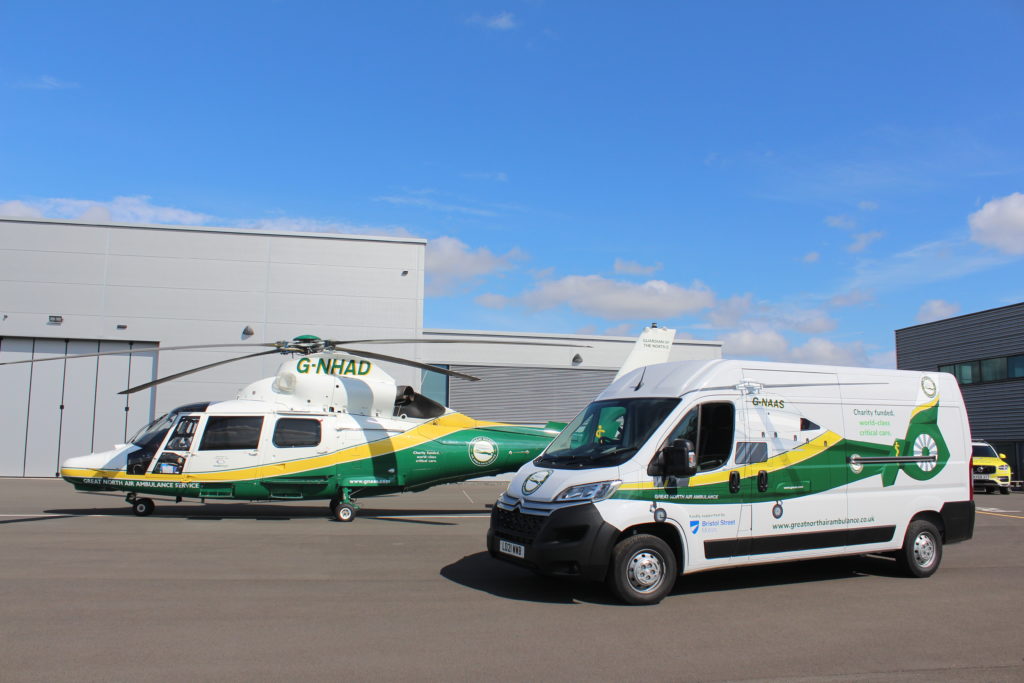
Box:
[0,338,33,476]
[91,342,133,451]
[896,302,1024,369]
[59,341,102,469]
[895,302,1024,443]
[448,365,615,424]
[24,339,67,476]
[960,383,1024,442]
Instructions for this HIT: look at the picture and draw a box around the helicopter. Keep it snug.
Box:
[3,327,675,521]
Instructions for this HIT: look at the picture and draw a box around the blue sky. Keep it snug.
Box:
[3,1,1023,367]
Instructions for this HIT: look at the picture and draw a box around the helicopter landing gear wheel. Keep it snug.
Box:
[132,498,155,517]
[333,503,356,522]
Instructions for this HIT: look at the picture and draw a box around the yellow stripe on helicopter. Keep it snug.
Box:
[60,412,500,483]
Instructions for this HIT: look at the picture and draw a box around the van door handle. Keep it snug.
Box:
[729,470,740,494]
[757,470,768,493]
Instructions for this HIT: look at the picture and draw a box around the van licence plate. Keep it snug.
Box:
[499,539,525,559]
[972,473,988,480]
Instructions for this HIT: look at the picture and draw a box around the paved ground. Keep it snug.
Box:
[1,479,1022,682]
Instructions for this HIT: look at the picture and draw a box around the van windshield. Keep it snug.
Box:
[536,398,680,469]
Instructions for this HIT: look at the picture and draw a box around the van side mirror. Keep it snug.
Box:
[648,438,698,478]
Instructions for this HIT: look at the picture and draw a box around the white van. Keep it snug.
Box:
[487,359,975,604]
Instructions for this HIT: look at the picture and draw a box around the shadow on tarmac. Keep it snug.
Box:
[441,551,906,605]
[38,501,491,523]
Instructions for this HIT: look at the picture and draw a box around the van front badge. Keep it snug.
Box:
[522,470,551,495]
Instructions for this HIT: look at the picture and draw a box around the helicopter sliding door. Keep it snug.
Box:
[262,417,325,477]
[184,415,266,480]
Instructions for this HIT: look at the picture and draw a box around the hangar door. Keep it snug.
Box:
[447,365,615,424]
[0,337,157,477]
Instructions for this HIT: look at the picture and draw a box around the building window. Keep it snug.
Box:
[940,355,1024,386]
[980,357,1007,383]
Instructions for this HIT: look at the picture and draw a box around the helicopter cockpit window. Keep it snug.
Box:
[273,418,321,448]
[165,416,199,451]
[198,416,264,451]
[662,402,736,472]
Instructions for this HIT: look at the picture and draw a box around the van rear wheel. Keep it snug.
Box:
[895,520,942,578]
[606,534,676,605]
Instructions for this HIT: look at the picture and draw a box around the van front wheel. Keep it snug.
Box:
[895,520,942,578]
[607,534,677,605]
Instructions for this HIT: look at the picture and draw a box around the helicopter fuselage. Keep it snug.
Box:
[58,353,560,517]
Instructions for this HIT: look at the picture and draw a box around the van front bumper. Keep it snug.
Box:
[487,501,619,582]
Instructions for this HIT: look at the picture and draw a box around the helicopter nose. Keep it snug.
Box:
[61,448,131,474]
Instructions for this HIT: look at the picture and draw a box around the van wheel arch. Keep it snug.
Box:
[616,523,684,575]
[910,510,945,543]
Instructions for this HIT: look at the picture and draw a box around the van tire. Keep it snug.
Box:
[895,520,942,578]
[999,487,1010,495]
[606,534,677,605]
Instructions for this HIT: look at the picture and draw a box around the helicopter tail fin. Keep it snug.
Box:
[613,324,676,381]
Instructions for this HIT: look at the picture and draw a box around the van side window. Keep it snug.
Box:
[273,418,321,448]
[664,402,735,471]
[198,416,264,451]
[800,417,821,431]
[735,442,767,464]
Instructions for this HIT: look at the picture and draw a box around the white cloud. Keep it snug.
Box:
[516,275,715,320]
[829,289,874,307]
[707,294,752,329]
[802,251,820,263]
[613,258,662,276]
[847,230,884,253]
[0,196,212,225]
[915,299,960,323]
[1,195,415,240]
[825,214,856,229]
[604,323,633,336]
[867,349,896,369]
[21,75,79,90]
[0,200,45,219]
[969,192,1024,254]
[858,200,879,211]
[721,329,789,360]
[236,216,414,238]
[845,237,1013,293]
[426,236,525,296]
[469,12,518,30]
[475,293,511,309]
[374,195,496,217]
[463,171,508,182]
[789,337,865,366]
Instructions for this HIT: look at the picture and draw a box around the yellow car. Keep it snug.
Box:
[972,441,1012,495]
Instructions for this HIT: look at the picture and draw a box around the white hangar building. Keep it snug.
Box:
[0,216,722,477]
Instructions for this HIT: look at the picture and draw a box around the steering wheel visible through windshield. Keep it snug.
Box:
[536,398,680,469]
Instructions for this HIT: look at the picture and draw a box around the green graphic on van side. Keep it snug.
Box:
[616,398,949,504]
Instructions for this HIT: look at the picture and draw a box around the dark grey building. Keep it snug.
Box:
[895,302,1024,480]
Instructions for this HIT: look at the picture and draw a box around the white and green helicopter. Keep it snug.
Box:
[3,328,674,521]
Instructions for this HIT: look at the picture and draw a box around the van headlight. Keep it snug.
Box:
[555,480,622,502]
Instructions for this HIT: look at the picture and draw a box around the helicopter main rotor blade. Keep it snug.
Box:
[332,347,481,381]
[118,349,285,395]
[327,338,591,348]
[0,342,282,367]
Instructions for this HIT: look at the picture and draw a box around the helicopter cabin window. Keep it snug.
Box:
[198,416,264,451]
[663,402,736,472]
[273,418,321,448]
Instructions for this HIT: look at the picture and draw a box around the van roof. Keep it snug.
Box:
[599,358,950,401]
